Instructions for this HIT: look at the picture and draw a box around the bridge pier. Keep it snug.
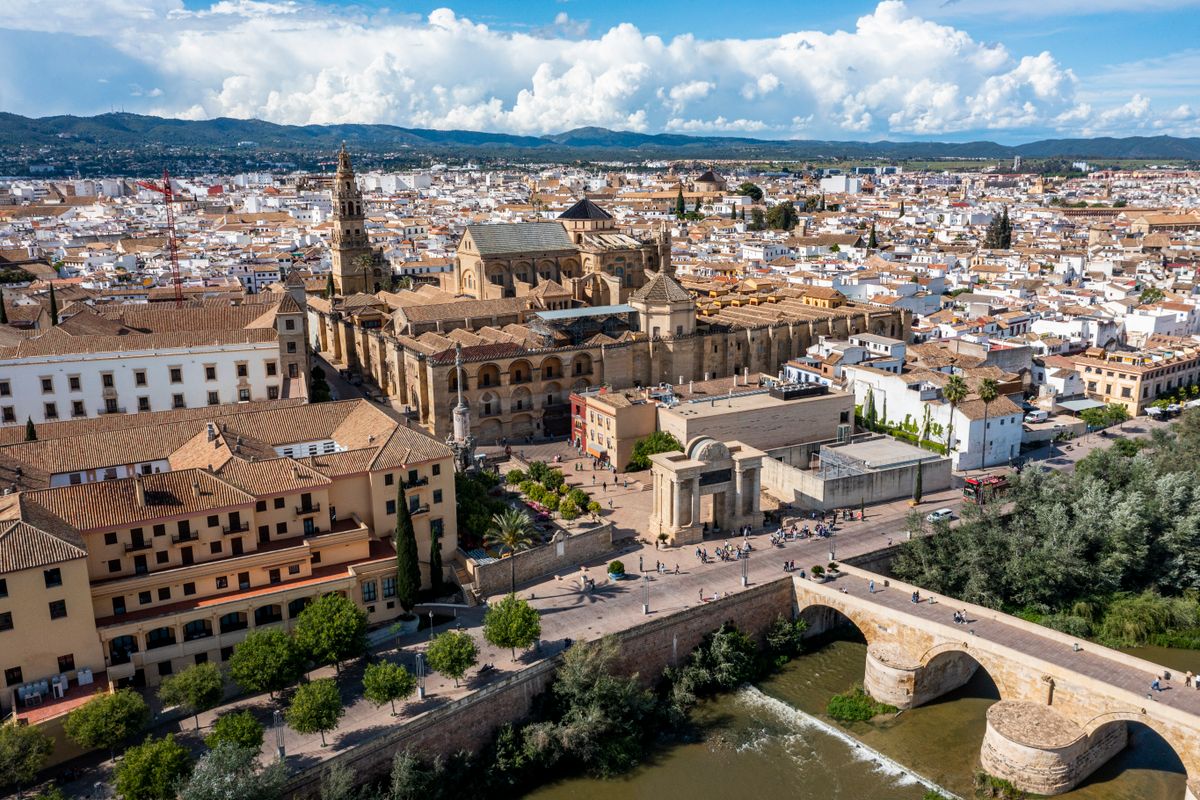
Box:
[864,643,978,709]
[980,701,1127,796]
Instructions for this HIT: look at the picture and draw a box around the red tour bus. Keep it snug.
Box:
[962,474,1009,505]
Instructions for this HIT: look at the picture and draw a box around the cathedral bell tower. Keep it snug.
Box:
[330,144,376,296]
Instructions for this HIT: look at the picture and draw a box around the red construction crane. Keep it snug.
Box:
[136,169,184,308]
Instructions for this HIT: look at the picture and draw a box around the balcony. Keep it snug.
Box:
[171,531,198,544]
[223,522,250,535]
[295,502,322,515]
[409,503,431,516]
[100,406,127,416]
[401,476,429,489]
[124,541,152,554]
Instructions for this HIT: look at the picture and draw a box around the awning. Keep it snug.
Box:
[1056,398,1106,413]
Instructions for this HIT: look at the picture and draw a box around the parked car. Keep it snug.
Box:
[926,508,954,524]
[1024,410,1049,424]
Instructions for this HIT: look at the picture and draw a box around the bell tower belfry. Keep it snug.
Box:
[330,144,375,296]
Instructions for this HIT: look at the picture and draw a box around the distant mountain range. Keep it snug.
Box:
[3,112,1200,162]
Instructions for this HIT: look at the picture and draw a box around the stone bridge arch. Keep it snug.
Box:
[794,599,880,646]
[1082,712,1198,796]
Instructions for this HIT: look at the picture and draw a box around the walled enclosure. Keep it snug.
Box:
[463,522,615,599]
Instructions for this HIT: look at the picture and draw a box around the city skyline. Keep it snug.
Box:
[3,0,1200,142]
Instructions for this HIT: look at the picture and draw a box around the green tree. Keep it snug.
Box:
[395,480,422,614]
[483,594,542,658]
[324,273,335,299]
[0,288,7,324]
[765,200,798,231]
[1139,286,1165,305]
[984,206,1013,249]
[205,710,264,751]
[912,460,924,504]
[294,592,368,672]
[693,196,702,214]
[309,365,332,403]
[868,223,878,249]
[228,629,305,697]
[318,763,356,800]
[158,662,225,730]
[286,679,344,747]
[23,417,35,442]
[942,374,969,455]
[362,661,418,715]
[180,742,286,800]
[627,430,683,470]
[114,734,192,800]
[64,688,149,757]
[748,207,765,231]
[674,187,685,218]
[47,281,58,326]
[485,507,535,594]
[426,629,478,687]
[978,377,999,467]
[0,720,53,792]
[429,521,444,595]
[736,182,763,202]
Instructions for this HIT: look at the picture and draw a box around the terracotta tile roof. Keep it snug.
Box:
[0,327,278,359]
[21,469,255,532]
[0,518,86,574]
[216,456,332,495]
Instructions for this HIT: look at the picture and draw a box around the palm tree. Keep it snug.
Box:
[485,508,535,594]
[978,378,999,469]
[942,374,969,459]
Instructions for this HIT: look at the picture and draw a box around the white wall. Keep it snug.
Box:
[0,342,282,427]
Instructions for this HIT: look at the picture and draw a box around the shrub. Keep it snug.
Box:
[114,734,192,800]
[518,480,538,496]
[811,565,825,576]
[505,469,527,485]
[608,560,625,575]
[764,615,808,666]
[627,431,683,471]
[826,685,897,722]
[206,710,265,751]
[567,488,590,508]
[559,498,580,520]
[587,501,602,517]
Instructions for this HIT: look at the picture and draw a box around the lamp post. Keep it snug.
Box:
[273,708,285,762]
[416,652,426,700]
[642,574,649,615]
[740,554,748,587]
[429,610,435,642]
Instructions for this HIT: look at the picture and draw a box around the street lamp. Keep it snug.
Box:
[429,610,435,642]
[740,554,748,587]
[273,709,285,761]
[415,652,426,700]
[642,574,649,615]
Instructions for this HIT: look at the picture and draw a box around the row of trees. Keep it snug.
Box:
[893,410,1200,648]
[316,617,806,799]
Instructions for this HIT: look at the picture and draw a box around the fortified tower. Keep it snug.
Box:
[330,144,377,295]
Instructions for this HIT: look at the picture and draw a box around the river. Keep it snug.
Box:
[526,637,1190,800]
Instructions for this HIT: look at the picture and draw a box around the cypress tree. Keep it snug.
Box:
[24,417,36,442]
[48,281,58,326]
[693,196,702,214]
[674,187,685,218]
[428,524,444,595]
[0,287,7,324]
[912,461,923,503]
[324,273,335,299]
[898,200,905,217]
[729,205,736,220]
[394,480,421,615]
[868,223,877,249]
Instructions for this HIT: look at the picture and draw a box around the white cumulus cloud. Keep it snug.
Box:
[0,0,1196,139]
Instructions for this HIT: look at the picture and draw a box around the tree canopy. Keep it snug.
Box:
[64,688,149,756]
[228,629,305,696]
[892,410,1200,647]
[735,182,763,202]
[627,431,683,471]
[0,720,53,791]
[983,206,1013,249]
[158,662,225,729]
[395,481,421,614]
[294,592,368,670]
[180,742,286,800]
[426,629,478,687]
[205,710,264,751]
[286,679,344,747]
[114,734,192,800]
[483,594,542,658]
[362,661,418,715]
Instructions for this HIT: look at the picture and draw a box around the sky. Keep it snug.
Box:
[1,0,1199,142]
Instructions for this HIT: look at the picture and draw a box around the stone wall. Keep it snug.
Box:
[463,522,616,598]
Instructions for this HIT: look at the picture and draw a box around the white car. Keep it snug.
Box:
[926,508,953,523]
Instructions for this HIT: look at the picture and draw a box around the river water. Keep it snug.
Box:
[527,638,1190,800]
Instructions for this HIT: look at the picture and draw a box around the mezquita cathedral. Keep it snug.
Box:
[310,150,909,444]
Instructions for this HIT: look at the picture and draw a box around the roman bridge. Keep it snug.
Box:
[793,564,1200,798]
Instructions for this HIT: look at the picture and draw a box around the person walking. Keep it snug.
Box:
[1186,671,1193,688]
[639,555,644,573]
[868,579,875,594]
[699,588,704,602]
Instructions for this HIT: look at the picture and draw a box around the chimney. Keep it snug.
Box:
[135,476,146,507]
[689,380,694,394]
[206,422,217,442]
[192,480,201,498]
[292,465,300,479]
